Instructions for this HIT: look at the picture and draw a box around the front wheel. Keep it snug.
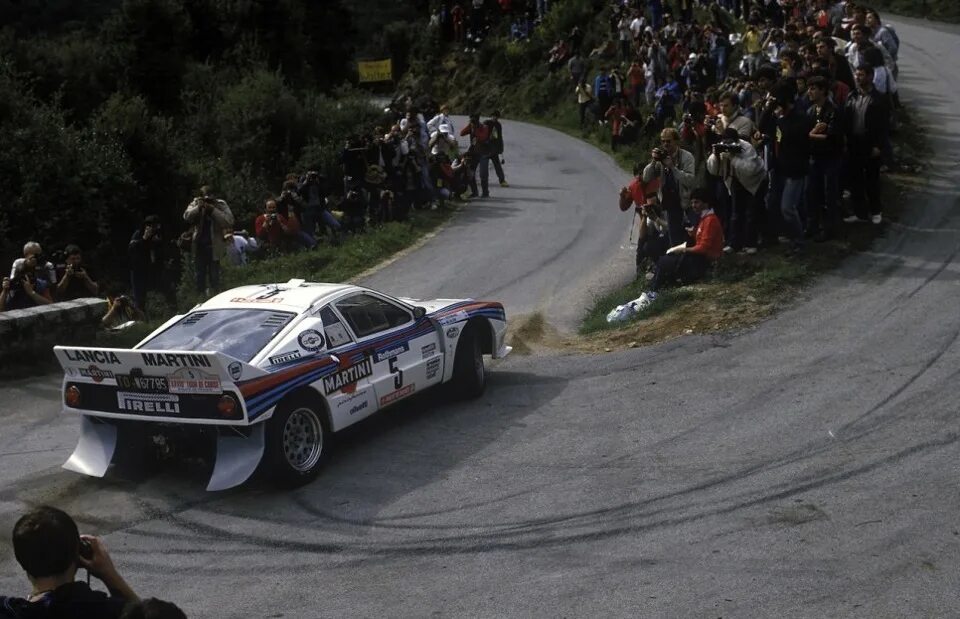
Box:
[263,396,330,487]
[450,324,486,399]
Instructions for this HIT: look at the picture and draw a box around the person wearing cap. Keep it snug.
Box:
[707,128,766,253]
[429,123,459,160]
[635,188,723,307]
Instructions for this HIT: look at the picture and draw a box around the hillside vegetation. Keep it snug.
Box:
[0,0,408,285]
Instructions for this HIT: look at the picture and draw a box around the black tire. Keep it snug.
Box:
[450,323,486,399]
[263,395,330,487]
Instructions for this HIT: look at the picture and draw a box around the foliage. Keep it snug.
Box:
[0,0,373,288]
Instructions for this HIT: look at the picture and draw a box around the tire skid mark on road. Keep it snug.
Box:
[97,430,957,560]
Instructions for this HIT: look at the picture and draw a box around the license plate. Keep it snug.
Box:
[115,374,169,393]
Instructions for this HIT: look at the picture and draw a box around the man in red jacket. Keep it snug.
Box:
[638,187,723,306]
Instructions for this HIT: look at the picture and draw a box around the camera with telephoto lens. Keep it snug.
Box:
[79,538,93,561]
[713,142,743,155]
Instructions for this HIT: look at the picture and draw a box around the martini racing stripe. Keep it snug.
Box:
[245,363,339,419]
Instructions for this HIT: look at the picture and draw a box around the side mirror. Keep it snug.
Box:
[413,306,427,320]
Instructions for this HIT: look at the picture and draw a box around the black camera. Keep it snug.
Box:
[651,147,665,162]
[269,213,278,221]
[79,538,93,560]
[713,142,743,155]
[682,113,694,124]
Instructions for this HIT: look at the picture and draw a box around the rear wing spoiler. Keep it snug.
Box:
[53,346,267,425]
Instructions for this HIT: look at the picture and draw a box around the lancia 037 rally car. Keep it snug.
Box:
[54,280,510,490]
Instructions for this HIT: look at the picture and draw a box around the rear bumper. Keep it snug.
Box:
[63,379,252,425]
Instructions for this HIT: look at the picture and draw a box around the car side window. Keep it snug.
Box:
[335,294,412,339]
[320,306,353,348]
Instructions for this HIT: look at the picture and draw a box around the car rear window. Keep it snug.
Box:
[140,309,296,362]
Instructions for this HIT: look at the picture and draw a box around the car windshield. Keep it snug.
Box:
[140,309,296,362]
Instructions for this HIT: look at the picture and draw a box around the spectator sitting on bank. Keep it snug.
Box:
[101,288,146,330]
[55,244,99,301]
[255,199,300,251]
[0,253,53,311]
[0,505,138,618]
[9,242,56,284]
[635,188,724,308]
[223,230,259,266]
[547,39,570,70]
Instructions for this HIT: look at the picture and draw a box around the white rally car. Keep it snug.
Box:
[54,280,510,490]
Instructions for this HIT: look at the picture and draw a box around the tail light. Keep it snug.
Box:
[217,394,238,417]
[65,385,81,408]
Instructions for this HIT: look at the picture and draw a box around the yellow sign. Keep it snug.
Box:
[358,59,393,83]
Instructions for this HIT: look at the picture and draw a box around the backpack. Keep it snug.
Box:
[885,24,899,49]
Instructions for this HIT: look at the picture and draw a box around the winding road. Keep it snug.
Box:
[1,15,959,617]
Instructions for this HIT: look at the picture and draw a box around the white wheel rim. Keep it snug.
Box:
[282,408,323,472]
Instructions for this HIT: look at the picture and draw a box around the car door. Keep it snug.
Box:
[334,292,441,410]
[316,305,377,427]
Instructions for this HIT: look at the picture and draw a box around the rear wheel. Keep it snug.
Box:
[450,323,486,399]
[263,395,330,487]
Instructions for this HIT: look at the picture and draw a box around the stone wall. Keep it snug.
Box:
[0,298,108,361]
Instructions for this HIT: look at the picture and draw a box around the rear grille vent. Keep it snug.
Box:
[182,312,207,326]
[260,313,289,329]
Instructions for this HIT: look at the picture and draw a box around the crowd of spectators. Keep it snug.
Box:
[582,0,904,307]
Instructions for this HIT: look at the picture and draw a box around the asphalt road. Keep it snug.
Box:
[2,15,960,618]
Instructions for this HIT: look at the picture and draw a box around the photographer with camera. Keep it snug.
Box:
[9,242,56,285]
[255,199,300,251]
[642,127,698,247]
[0,253,53,312]
[621,163,667,278]
[277,181,316,249]
[299,170,341,244]
[101,288,146,330]
[54,245,99,301]
[632,188,724,309]
[182,186,234,296]
[0,506,138,618]
[128,215,174,313]
[707,128,766,253]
